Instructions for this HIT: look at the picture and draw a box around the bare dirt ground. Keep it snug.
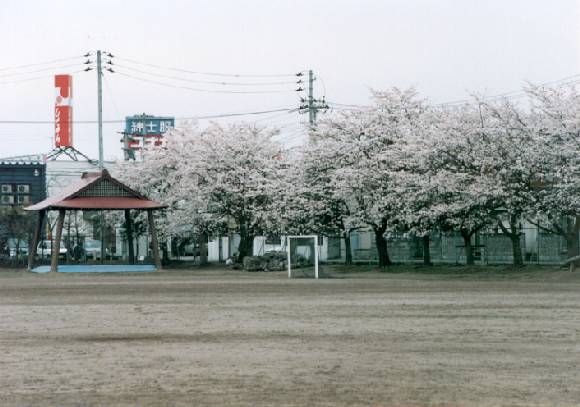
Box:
[0,266,579,407]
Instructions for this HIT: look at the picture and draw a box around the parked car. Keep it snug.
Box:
[83,240,102,260]
[37,240,67,259]
[7,239,28,257]
[182,242,201,257]
[83,240,112,260]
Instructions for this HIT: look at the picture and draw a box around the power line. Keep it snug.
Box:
[252,110,298,123]
[0,63,84,78]
[102,74,122,119]
[0,108,296,124]
[114,62,301,87]
[0,55,83,72]
[115,55,301,78]
[433,74,580,106]
[114,70,299,94]
[0,70,85,85]
[193,108,296,120]
[317,75,327,98]
[326,72,580,110]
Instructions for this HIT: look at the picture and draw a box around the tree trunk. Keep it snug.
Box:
[460,229,474,266]
[344,231,352,265]
[66,212,72,262]
[28,210,45,271]
[565,216,579,272]
[237,227,254,261]
[74,212,80,249]
[124,210,135,265]
[510,234,524,267]
[147,210,161,270]
[498,215,524,267]
[51,209,66,273]
[508,213,524,267]
[161,241,170,265]
[198,232,208,266]
[422,234,432,266]
[374,227,391,268]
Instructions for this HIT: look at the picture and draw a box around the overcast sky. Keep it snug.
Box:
[1,0,579,159]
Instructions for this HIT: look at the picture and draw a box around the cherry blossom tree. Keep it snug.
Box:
[279,137,356,264]
[312,87,430,267]
[182,122,283,260]
[112,82,580,271]
[116,122,285,263]
[522,84,580,269]
[468,98,545,267]
[419,104,504,265]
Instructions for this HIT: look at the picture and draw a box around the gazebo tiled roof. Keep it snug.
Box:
[25,169,166,211]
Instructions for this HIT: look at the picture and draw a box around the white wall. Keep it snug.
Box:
[208,236,233,262]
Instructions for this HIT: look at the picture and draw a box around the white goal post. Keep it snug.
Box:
[286,235,319,279]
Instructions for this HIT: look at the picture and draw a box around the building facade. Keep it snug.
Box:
[0,161,46,207]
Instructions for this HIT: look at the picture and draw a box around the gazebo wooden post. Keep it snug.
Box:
[27,209,46,271]
[50,209,66,273]
[125,209,135,265]
[147,209,162,270]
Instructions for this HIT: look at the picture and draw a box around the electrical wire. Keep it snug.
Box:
[326,72,580,110]
[115,55,300,78]
[0,55,84,72]
[317,75,327,98]
[0,63,84,78]
[0,70,85,85]
[327,101,366,108]
[114,70,299,94]
[191,108,295,120]
[103,74,123,119]
[434,74,580,106]
[114,62,300,87]
[0,108,296,124]
[252,110,298,123]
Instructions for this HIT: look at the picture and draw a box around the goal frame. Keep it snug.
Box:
[286,235,319,279]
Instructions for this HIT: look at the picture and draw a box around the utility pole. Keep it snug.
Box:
[96,50,104,170]
[84,50,114,264]
[120,131,130,161]
[299,69,328,130]
[96,50,105,263]
[308,69,315,127]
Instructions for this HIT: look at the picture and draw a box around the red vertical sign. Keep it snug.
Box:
[54,74,73,147]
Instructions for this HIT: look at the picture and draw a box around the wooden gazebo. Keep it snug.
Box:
[25,169,166,272]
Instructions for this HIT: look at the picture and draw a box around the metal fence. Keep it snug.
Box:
[1,221,575,267]
[338,228,572,265]
[0,227,155,268]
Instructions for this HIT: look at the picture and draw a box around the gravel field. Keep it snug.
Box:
[0,267,579,407]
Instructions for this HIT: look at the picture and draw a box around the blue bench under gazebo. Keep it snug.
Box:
[25,169,166,273]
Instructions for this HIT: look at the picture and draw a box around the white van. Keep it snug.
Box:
[37,240,67,259]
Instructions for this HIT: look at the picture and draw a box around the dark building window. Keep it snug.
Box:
[17,195,30,205]
[1,195,15,205]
